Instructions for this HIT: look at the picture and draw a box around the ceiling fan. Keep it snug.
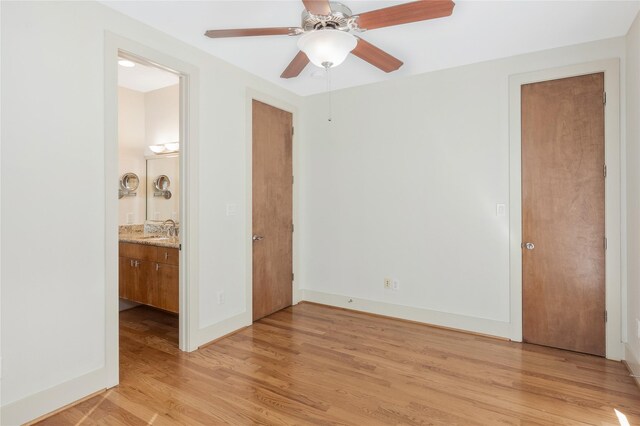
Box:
[204,0,455,78]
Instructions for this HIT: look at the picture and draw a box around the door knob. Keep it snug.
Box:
[252,234,264,241]
[522,242,535,250]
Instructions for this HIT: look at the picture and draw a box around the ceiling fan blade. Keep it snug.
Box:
[204,27,300,38]
[356,0,455,30]
[281,51,310,79]
[351,37,403,73]
[302,0,332,15]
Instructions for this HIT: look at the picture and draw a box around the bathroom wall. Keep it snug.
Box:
[144,84,180,222]
[118,83,179,225]
[147,155,180,221]
[145,84,179,150]
[118,87,146,225]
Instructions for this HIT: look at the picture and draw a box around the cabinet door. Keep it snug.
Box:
[131,260,154,304]
[119,257,135,300]
[152,263,179,313]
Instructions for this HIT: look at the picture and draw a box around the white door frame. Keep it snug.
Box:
[508,59,623,360]
[244,90,301,324]
[104,33,201,388]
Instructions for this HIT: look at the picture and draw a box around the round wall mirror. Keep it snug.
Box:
[120,173,140,191]
[154,175,171,192]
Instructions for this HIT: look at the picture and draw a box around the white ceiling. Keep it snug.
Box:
[118,59,179,92]
[103,1,640,96]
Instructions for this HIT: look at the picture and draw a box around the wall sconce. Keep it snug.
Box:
[153,175,172,199]
[118,172,139,199]
[149,142,179,154]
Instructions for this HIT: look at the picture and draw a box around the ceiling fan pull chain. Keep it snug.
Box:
[325,64,332,122]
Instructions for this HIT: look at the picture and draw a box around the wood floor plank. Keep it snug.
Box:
[37,303,640,425]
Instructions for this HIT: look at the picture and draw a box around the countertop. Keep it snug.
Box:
[119,232,180,249]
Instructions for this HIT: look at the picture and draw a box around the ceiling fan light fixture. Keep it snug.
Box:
[118,59,136,68]
[297,29,357,69]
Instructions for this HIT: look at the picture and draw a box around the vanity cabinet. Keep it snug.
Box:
[119,242,179,313]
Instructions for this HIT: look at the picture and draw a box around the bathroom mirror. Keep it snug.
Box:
[146,155,179,221]
[153,175,171,192]
[120,172,139,191]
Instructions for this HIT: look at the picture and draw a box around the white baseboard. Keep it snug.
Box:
[301,290,512,339]
[625,344,640,388]
[194,311,251,349]
[0,368,106,426]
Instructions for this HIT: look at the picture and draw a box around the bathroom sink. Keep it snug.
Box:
[140,236,172,241]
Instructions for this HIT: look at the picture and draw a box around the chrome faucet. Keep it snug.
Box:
[162,219,177,237]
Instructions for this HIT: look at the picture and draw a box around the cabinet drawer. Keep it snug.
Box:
[119,242,158,261]
[157,247,179,265]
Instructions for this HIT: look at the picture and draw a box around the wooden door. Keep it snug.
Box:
[521,73,605,356]
[252,100,293,321]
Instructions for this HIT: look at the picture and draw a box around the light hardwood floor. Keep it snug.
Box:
[38,303,640,425]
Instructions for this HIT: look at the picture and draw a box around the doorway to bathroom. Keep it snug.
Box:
[116,52,184,354]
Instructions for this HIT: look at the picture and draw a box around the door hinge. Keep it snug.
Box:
[292,175,294,184]
[605,310,608,323]
[292,126,295,136]
[604,237,607,250]
[603,91,607,105]
[603,164,607,178]
[292,223,294,232]
[292,273,295,281]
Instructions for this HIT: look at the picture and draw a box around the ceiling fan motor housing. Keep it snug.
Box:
[301,2,359,32]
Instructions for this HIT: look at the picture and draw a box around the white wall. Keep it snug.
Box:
[299,37,626,338]
[626,11,640,378]
[145,84,179,150]
[0,1,301,424]
[118,87,146,225]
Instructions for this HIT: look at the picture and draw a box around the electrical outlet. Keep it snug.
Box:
[384,278,392,289]
[391,279,400,290]
[226,203,237,216]
[217,291,225,304]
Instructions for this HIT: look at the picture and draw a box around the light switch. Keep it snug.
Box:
[496,203,506,217]
[226,203,238,216]
[126,212,134,224]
